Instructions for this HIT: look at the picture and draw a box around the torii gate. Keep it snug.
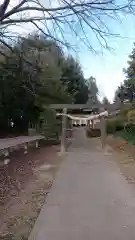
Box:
[50,103,109,153]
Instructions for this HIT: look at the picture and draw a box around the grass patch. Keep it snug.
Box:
[114,130,135,145]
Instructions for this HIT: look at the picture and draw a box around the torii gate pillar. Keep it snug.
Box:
[100,110,106,148]
[61,108,67,154]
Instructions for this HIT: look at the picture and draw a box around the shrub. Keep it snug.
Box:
[125,123,135,134]
[106,118,124,134]
[86,128,101,138]
[120,108,129,122]
[39,108,61,140]
[127,109,135,124]
[106,120,115,134]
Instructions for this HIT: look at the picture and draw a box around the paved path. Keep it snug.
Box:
[29,128,135,240]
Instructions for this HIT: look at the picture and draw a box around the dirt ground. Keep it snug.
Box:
[106,135,135,184]
[0,143,61,240]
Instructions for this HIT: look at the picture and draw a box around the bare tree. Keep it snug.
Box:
[0,0,134,53]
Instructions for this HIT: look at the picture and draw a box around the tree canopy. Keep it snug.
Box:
[61,56,89,104]
[0,34,91,136]
[86,77,99,104]
[114,44,135,103]
[102,97,110,105]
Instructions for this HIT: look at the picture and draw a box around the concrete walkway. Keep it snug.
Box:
[29,128,135,240]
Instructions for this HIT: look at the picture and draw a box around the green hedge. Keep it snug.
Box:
[125,123,135,134]
[106,118,124,134]
[115,128,135,145]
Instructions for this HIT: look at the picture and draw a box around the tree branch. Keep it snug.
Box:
[0,0,10,20]
[1,17,45,25]
[0,0,27,21]
[0,0,134,53]
[1,0,129,23]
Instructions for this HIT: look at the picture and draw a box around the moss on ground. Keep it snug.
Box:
[114,130,135,145]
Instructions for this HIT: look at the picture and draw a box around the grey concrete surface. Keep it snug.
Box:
[0,135,44,150]
[29,128,135,240]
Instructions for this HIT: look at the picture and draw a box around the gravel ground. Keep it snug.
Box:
[0,143,61,240]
